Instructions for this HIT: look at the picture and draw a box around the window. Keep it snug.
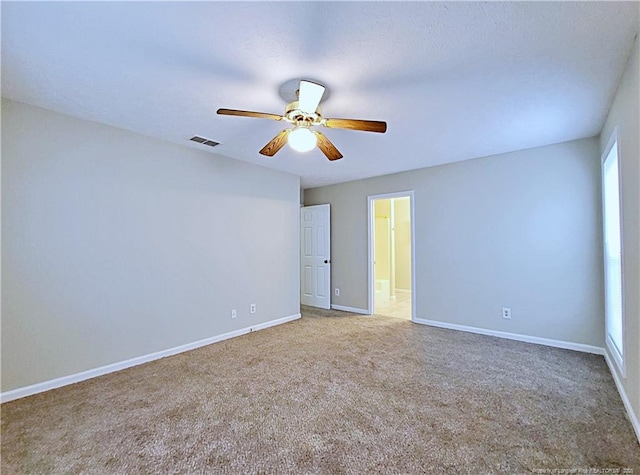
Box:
[602,129,625,375]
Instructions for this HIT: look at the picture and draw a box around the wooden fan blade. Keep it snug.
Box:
[217,109,283,121]
[315,131,343,161]
[259,129,290,157]
[323,118,387,133]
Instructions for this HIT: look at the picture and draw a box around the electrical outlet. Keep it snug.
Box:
[335,288,340,296]
[250,303,256,314]
[231,309,237,319]
[502,307,512,319]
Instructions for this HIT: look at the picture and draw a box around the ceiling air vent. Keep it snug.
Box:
[190,136,220,147]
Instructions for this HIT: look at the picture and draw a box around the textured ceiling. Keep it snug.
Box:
[2,2,638,188]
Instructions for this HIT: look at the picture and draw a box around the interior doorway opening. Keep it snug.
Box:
[368,192,415,321]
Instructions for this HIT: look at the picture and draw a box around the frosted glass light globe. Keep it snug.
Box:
[288,127,317,153]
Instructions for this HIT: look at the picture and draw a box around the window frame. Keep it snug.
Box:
[601,126,626,378]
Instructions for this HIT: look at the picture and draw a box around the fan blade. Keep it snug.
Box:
[298,81,325,114]
[259,129,290,157]
[315,131,343,161]
[217,109,283,121]
[323,118,387,133]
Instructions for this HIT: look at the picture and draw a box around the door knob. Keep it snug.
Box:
[324,259,331,264]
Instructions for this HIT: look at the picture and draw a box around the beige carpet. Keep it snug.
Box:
[2,307,639,474]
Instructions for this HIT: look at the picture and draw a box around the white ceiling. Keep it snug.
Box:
[2,2,638,188]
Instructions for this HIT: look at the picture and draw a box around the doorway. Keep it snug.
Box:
[368,192,415,320]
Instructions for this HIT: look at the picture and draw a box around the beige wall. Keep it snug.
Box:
[1,99,301,392]
[373,200,391,281]
[373,198,411,290]
[394,197,411,291]
[600,34,639,438]
[305,137,604,347]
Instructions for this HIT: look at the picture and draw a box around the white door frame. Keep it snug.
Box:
[367,191,416,321]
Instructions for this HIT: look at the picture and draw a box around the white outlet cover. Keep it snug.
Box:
[335,288,340,296]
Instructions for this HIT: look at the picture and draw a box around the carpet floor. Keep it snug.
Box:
[2,307,639,474]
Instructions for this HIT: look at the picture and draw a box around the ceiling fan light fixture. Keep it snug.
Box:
[298,81,325,114]
[288,126,317,153]
[218,78,386,160]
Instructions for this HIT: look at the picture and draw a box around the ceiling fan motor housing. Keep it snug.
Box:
[285,101,322,126]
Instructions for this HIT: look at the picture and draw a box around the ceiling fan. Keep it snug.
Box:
[217,80,387,161]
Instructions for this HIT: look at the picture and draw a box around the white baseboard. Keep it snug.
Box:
[413,318,604,355]
[249,314,300,332]
[330,304,370,315]
[0,313,301,404]
[604,350,640,443]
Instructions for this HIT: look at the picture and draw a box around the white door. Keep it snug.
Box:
[300,204,331,309]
